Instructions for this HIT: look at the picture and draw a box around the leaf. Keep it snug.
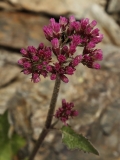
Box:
[61,126,99,155]
[0,111,26,160]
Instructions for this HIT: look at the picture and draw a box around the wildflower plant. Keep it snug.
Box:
[18,16,103,160]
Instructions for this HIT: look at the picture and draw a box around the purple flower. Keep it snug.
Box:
[23,69,31,75]
[91,28,99,36]
[32,73,40,83]
[61,45,69,55]
[53,23,61,34]
[72,21,81,32]
[38,43,44,49]
[72,55,82,67]
[19,16,103,83]
[92,63,101,69]
[41,70,48,78]
[80,18,89,29]
[51,38,59,49]
[69,16,76,23]
[37,64,43,70]
[54,63,61,71]
[43,26,53,41]
[93,49,103,60]
[57,54,66,63]
[27,46,36,54]
[50,18,61,35]
[69,44,76,55]
[59,16,68,30]
[81,47,103,69]
[65,66,75,75]
[89,20,97,29]
[23,62,31,68]
[46,65,53,72]
[18,58,27,65]
[50,18,56,27]
[20,48,28,56]
[60,74,69,83]
[32,56,39,61]
[91,34,103,44]
[50,73,57,80]
[54,99,78,125]
[70,35,82,46]
[18,44,52,83]
[86,42,96,49]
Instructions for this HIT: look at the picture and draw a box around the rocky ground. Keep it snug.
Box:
[0,0,120,160]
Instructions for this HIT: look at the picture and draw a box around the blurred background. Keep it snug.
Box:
[0,0,120,160]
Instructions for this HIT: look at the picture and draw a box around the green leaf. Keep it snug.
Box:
[0,111,26,160]
[61,126,99,155]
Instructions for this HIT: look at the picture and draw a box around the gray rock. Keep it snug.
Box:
[101,99,120,135]
[0,0,105,15]
[0,64,20,87]
[0,82,19,114]
[0,49,21,66]
[0,1,20,11]
[101,44,120,73]
[0,12,49,49]
[0,49,22,87]
[107,0,120,13]
[105,133,119,147]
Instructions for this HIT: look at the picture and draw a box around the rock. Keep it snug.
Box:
[0,82,19,114]
[0,1,20,11]
[0,12,49,49]
[0,49,21,66]
[101,102,120,135]
[0,49,22,113]
[105,133,119,147]
[84,4,120,46]
[7,77,54,139]
[101,44,120,73]
[0,3,119,50]
[105,0,120,26]
[0,0,106,15]
[8,89,33,136]
[0,49,22,87]
[107,0,120,13]
[0,64,20,87]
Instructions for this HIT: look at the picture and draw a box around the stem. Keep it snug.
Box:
[28,76,61,160]
[45,76,61,128]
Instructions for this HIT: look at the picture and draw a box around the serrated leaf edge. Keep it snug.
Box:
[61,126,99,155]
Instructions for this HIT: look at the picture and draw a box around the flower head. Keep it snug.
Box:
[54,99,78,125]
[18,43,52,82]
[18,16,103,83]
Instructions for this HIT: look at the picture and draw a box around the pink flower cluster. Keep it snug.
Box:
[54,99,78,125]
[18,44,52,83]
[18,16,103,83]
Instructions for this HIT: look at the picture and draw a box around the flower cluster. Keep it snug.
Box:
[18,16,103,83]
[18,44,52,82]
[54,99,78,125]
